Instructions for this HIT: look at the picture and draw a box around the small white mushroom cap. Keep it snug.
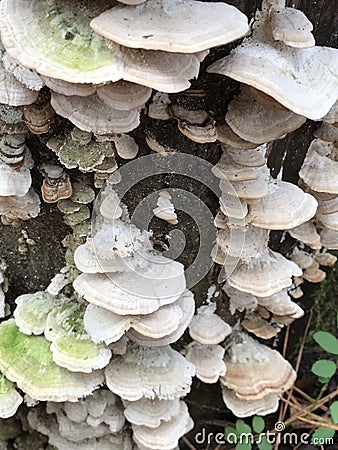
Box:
[124,398,181,428]
[220,333,296,400]
[122,48,201,93]
[148,92,171,120]
[73,256,186,315]
[219,193,248,220]
[270,7,315,48]
[14,291,63,335]
[0,150,32,197]
[74,242,126,274]
[317,211,338,231]
[207,20,338,120]
[0,187,40,220]
[42,76,97,97]
[249,180,318,230]
[212,151,259,183]
[113,133,139,160]
[127,289,195,347]
[105,344,195,401]
[132,401,193,450]
[224,144,267,167]
[2,52,43,91]
[227,249,302,297]
[303,261,326,283]
[257,289,304,318]
[0,60,38,106]
[291,248,314,270]
[217,123,258,149]
[90,0,249,53]
[288,221,322,249]
[51,92,140,135]
[314,123,338,143]
[216,225,269,263]
[219,166,270,201]
[153,191,178,225]
[97,81,152,111]
[189,302,231,345]
[225,86,306,144]
[184,341,226,383]
[221,386,279,418]
[0,374,23,419]
[223,283,258,314]
[242,314,279,340]
[84,299,183,345]
[320,228,338,249]
[299,139,338,194]
[315,252,337,267]
[99,188,123,220]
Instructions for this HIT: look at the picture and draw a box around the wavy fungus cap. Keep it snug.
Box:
[207,10,338,120]
[227,249,302,297]
[221,386,279,418]
[0,0,125,84]
[249,180,318,230]
[90,0,249,53]
[105,344,195,401]
[220,333,296,400]
[73,256,186,315]
[0,319,104,401]
[0,373,23,418]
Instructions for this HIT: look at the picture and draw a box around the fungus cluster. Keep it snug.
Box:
[0,0,336,448]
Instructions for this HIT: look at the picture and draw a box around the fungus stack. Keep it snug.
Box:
[0,0,336,447]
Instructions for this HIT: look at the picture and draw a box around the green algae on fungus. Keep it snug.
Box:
[47,132,112,172]
[45,303,112,373]
[0,319,104,401]
[0,0,124,84]
[0,372,22,418]
[14,291,66,335]
[63,205,91,228]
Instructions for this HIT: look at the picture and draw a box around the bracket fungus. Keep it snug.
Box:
[90,0,249,54]
[0,319,104,401]
[227,249,302,297]
[73,255,186,315]
[0,373,23,419]
[249,180,318,230]
[221,386,279,418]
[45,303,112,373]
[0,0,125,84]
[13,291,63,336]
[184,341,226,384]
[50,92,141,135]
[132,401,193,450]
[40,164,72,203]
[0,0,335,445]
[220,333,296,401]
[153,191,178,225]
[105,344,195,401]
[207,1,338,120]
[188,302,232,345]
[225,86,306,144]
